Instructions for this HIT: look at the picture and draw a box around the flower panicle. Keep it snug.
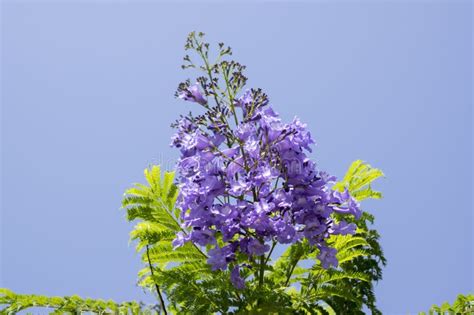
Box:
[171,32,362,289]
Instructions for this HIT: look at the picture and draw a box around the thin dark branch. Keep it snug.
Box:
[284,258,300,287]
[146,245,168,315]
[264,241,277,266]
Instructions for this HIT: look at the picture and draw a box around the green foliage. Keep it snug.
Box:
[0,288,151,314]
[418,294,474,315]
[333,159,384,201]
[328,160,386,314]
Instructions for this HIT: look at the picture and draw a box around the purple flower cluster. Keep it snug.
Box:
[172,85,361,288]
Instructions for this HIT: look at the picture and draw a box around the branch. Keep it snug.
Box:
[145,245,168,315]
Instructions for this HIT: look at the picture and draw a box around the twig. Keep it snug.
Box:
[145,245,168,315]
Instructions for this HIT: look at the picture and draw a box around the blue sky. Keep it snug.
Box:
[1,1,472,313]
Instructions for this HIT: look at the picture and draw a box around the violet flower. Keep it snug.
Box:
[178,83,207,105]
[230,265,246,290]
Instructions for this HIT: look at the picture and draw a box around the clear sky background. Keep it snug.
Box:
[1,1,472,314]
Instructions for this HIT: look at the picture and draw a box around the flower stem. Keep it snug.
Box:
[264,241,277,265]
[284,258,299,287]
[146,245,168,315]
[258,251,265,288]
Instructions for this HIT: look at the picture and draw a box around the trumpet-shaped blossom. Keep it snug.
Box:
[230,265,246,290]
[177,83,207,105]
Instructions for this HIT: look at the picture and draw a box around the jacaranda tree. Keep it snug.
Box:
[2,32,470,315]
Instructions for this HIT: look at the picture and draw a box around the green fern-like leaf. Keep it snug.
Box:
[423,293,474,314]
[0,288,151,314]
[332,160,384,201]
